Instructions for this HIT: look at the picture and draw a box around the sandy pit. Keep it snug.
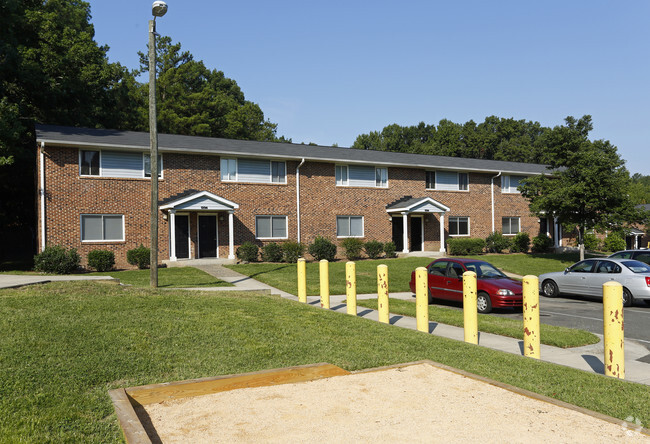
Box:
[137,362,648,443]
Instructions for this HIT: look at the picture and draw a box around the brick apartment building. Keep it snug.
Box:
[35,125,566,268]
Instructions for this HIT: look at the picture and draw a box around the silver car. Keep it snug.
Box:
[539,258,650,306]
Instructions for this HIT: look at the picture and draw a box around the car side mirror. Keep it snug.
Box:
[564,268,569,273]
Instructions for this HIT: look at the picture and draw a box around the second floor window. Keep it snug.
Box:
[336,165,388,188]
[426,171,468,191]
[220,158,286,184]
[80,150,162,179]
[502,175,526,193]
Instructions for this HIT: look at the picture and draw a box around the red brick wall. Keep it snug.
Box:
[37,145,542,267]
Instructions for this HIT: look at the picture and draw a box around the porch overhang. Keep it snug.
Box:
[386,197,449,254]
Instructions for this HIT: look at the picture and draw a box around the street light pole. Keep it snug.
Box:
[149,1,167,288]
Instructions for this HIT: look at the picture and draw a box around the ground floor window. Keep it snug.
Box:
[337,216,364,237]
[255,215,287,239]
[81,214,124,241]
[449,216,469,236]
[502,217,520,235]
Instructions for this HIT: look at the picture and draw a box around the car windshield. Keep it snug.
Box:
[622,260,650,273]
[465,262,506,278]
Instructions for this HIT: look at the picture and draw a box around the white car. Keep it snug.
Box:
[539,258,650,307]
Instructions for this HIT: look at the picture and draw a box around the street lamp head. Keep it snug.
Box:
[152,1,168,17]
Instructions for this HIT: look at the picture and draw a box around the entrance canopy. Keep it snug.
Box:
[160,191,239,260]
[386,197,449,253]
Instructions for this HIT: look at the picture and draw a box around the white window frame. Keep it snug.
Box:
[220,158,286,184]
[220,158,237,182]
[255,215,288,239]
[143,154,163,179]
[336,164,388,188]
[335,165,349,186]
[79,150,101,176]
[375,167,388,188]
[449,216,470,237]
[80,214,125,242]
[426,170,469,191]
[336,216,364,238]
[502,175,526,194]
[79,150,163,179]
[502,217,520,235]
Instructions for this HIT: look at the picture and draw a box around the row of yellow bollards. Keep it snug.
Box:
[296,258,625,379]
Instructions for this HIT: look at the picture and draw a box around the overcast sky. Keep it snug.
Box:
[87,0,650,175]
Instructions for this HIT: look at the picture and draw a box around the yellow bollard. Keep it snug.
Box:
[522,275,540,359]
[603,281,624,379]
[297,258,307,303]
[415,267,429,333]
[377,264,389,324]
[320,259,330,309]
[463,271,478,344]
[346,262,357,316]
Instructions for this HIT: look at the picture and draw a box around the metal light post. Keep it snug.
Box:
[149,1,167,288]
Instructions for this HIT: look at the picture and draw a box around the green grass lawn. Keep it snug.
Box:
[454,252,602,277]
[87,267,232,288]
[0,281,648,443]
[356,298,599,348]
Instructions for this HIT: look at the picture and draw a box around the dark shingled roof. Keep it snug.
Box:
[35,124,553,175]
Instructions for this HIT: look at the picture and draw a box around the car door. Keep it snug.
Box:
[588,260,621,297]
[561,260,597,295]
[427,260,450,299]
[443,261,466,302]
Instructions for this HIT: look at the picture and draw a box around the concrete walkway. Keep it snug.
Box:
[2,266,650,386]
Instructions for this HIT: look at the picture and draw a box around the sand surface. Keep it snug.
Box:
[141,363,648,443]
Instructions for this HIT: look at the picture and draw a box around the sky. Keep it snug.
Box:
[87,0,650,175]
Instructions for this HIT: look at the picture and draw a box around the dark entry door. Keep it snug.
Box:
[198,215,217,258]
[392,216,403,252]
[174,215,189,259]
[410,217,422,251]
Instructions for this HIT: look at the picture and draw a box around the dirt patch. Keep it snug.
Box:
[140,363,648,443]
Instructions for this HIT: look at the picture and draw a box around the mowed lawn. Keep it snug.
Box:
[1,281,649,442]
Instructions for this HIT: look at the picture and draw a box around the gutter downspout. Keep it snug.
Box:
[296,158,305,243]
[39,142,46,252]
[491,171,502,233]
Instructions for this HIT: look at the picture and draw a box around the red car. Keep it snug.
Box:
[409,258,523,313]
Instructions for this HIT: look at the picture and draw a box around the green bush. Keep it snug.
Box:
[583,233,600,251]
[485,231,512,254]
[531,234,554,253]
[342,238,364,260]
[34,245,80,274]
[364,240,384,259]
[383,241,397,258]
[126,244,150,269]
[603,233,626,252]
[447,238,486,255]
[282,241,305,263]
[261,243,283,262]
[87,250,115,272]
[308,236,337,261]
[236,242,259,262]
[510,232,531,253]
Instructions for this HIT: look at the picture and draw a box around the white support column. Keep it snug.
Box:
[439,213,446,252]
[169,210,177,261]
[554,217,560,247]
[228,210,235,259]
[402,212,409,253]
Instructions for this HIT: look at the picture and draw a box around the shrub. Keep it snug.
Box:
[308,236,337,261]
[342,238,364,260]
[364,240,384,259]
[34,245,80,274]
[236,242,259,262]
[485,231,512,254]
[126,244,150,269]
[261,243,284,262]
[510,232,531,253]
[531,234,554,253]
[87,250,115,272]
[583,233,600,251]
[603,233,625,252]
[383,241,397,258]
[282,241,305,263]
[447,238,486,255]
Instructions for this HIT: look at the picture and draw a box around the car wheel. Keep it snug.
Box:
[542,280,559,298]
[476,291,492,314]
[622,288,634,307]
[427,288,434,304]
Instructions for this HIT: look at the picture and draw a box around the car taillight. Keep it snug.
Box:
[646,276,650,287]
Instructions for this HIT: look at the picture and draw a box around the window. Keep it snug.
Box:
[79,150,162,178]
[144,154,162,178]
[502,217,520,235]
[428,260,448,276]
[502,175,526,193]
[336,216,364,237]
[426,171,468,191]
[335,165,348,185]
[336,165,388,188]
[81,214,124,242]
[220,158,285,183]
[375,168,388,187]
[449,217,469,236]
[80,150,100,176]
[255,216,287,239]
[568,260,596,273]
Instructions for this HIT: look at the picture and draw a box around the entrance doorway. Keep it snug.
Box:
[392,216,403,252]
[198,215,218,258]
[410,216,423,252]
[174,214,190,259]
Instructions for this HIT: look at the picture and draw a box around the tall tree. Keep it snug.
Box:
[519,116,642,260]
